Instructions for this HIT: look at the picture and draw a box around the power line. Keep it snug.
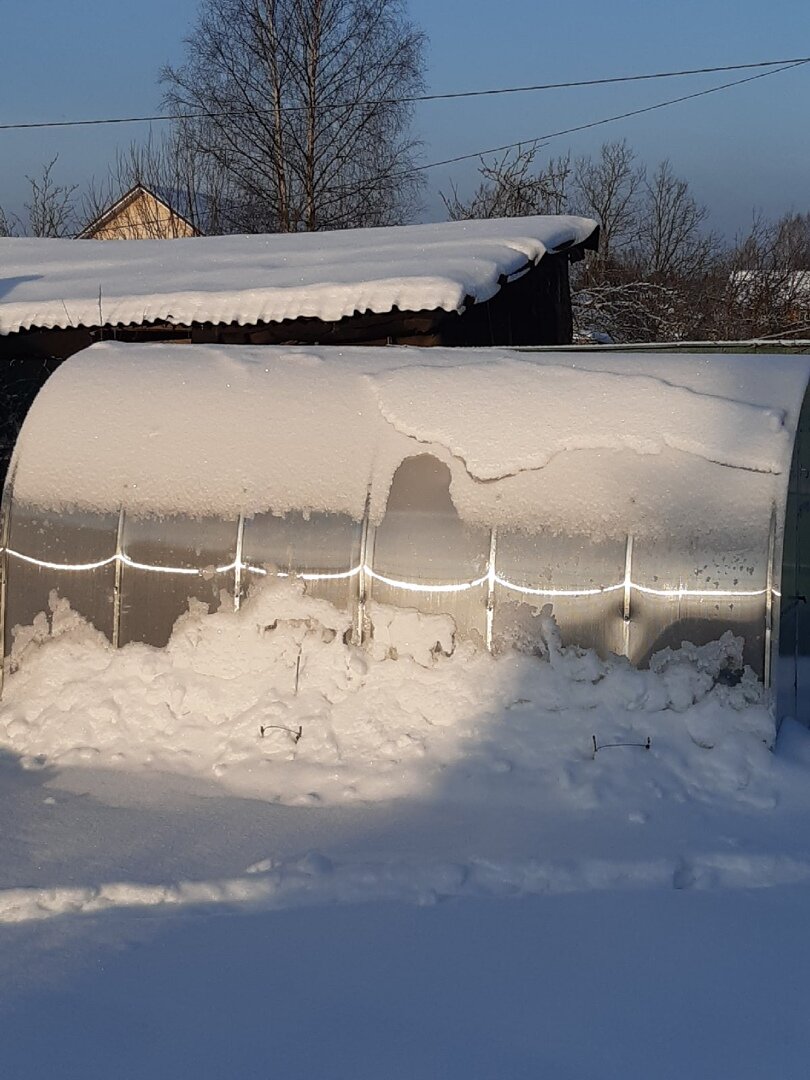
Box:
[1,55,809,132]
[402,56,810,103]
[416,59,810,172]
[310,59,808,214]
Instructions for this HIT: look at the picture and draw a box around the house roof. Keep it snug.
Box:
[75,184,200,240]
[0,215,598,336]
[150,185,219,235]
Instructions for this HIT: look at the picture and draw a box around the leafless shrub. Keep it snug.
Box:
[442,145,571,220]
[25,157,79,238]
[0,157,78,237]
[708,213,810,340]
[573,280,679,342]
[0,204,14,237]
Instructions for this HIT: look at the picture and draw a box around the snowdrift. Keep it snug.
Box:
[0,579,774,805]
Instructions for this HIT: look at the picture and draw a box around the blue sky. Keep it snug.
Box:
[1,0,809,236]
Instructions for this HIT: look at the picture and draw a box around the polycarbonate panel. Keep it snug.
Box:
[7,347,808,705]
[492,530,626,657]
[778,387,810,720]
[629,541,767,674]
[118,514,237,648]
[368,455,490,643]
[4,505,117,654]
[242,510,362,612]
[777,498,802,721]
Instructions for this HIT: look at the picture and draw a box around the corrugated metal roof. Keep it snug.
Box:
[0,215,598,336]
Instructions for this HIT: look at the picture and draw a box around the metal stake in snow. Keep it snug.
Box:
[592,734,651,758]
[259,646,305,743]
[260,724,303,743]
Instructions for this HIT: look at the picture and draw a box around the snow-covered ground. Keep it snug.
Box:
[2,581,810,1077]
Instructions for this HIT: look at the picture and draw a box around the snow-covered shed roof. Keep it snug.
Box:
[0,215,597,336]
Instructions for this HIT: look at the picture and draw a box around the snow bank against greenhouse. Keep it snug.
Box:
[0,215,596,334]
[11,342,810,545]
[0,579,775,807]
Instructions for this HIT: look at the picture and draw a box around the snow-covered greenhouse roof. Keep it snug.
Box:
[0,215,598,335]
[10,340,809,546]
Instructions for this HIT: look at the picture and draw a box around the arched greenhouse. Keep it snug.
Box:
[2,341,808,722]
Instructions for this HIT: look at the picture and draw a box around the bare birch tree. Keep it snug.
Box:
[161,0,426,233]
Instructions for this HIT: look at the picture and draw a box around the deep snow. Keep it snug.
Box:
[3,580,810,1077]
[0,580,774,806]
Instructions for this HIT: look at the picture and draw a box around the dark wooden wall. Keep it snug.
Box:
[439,254,572,347]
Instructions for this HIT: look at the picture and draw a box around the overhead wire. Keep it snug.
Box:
[0,56,808,132]
[1,53,806,222]
[415,59,810,172]
[306,56,809,209]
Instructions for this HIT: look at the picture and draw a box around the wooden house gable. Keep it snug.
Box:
[78,186,200,241]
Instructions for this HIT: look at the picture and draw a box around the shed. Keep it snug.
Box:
[2,341,808,724]
[0,215,598,360]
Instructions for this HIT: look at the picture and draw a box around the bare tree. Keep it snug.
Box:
[439,135,810,344]
[0,204,14,237]
[161,0,426,233]
[630,159,716,279]
[442,145,571,220]
[441,140,645,262]
[572,140,645,273]
[24,157,78,238]
[776,212,810,268]
[0,158,78,237]
[571,151,720,341]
